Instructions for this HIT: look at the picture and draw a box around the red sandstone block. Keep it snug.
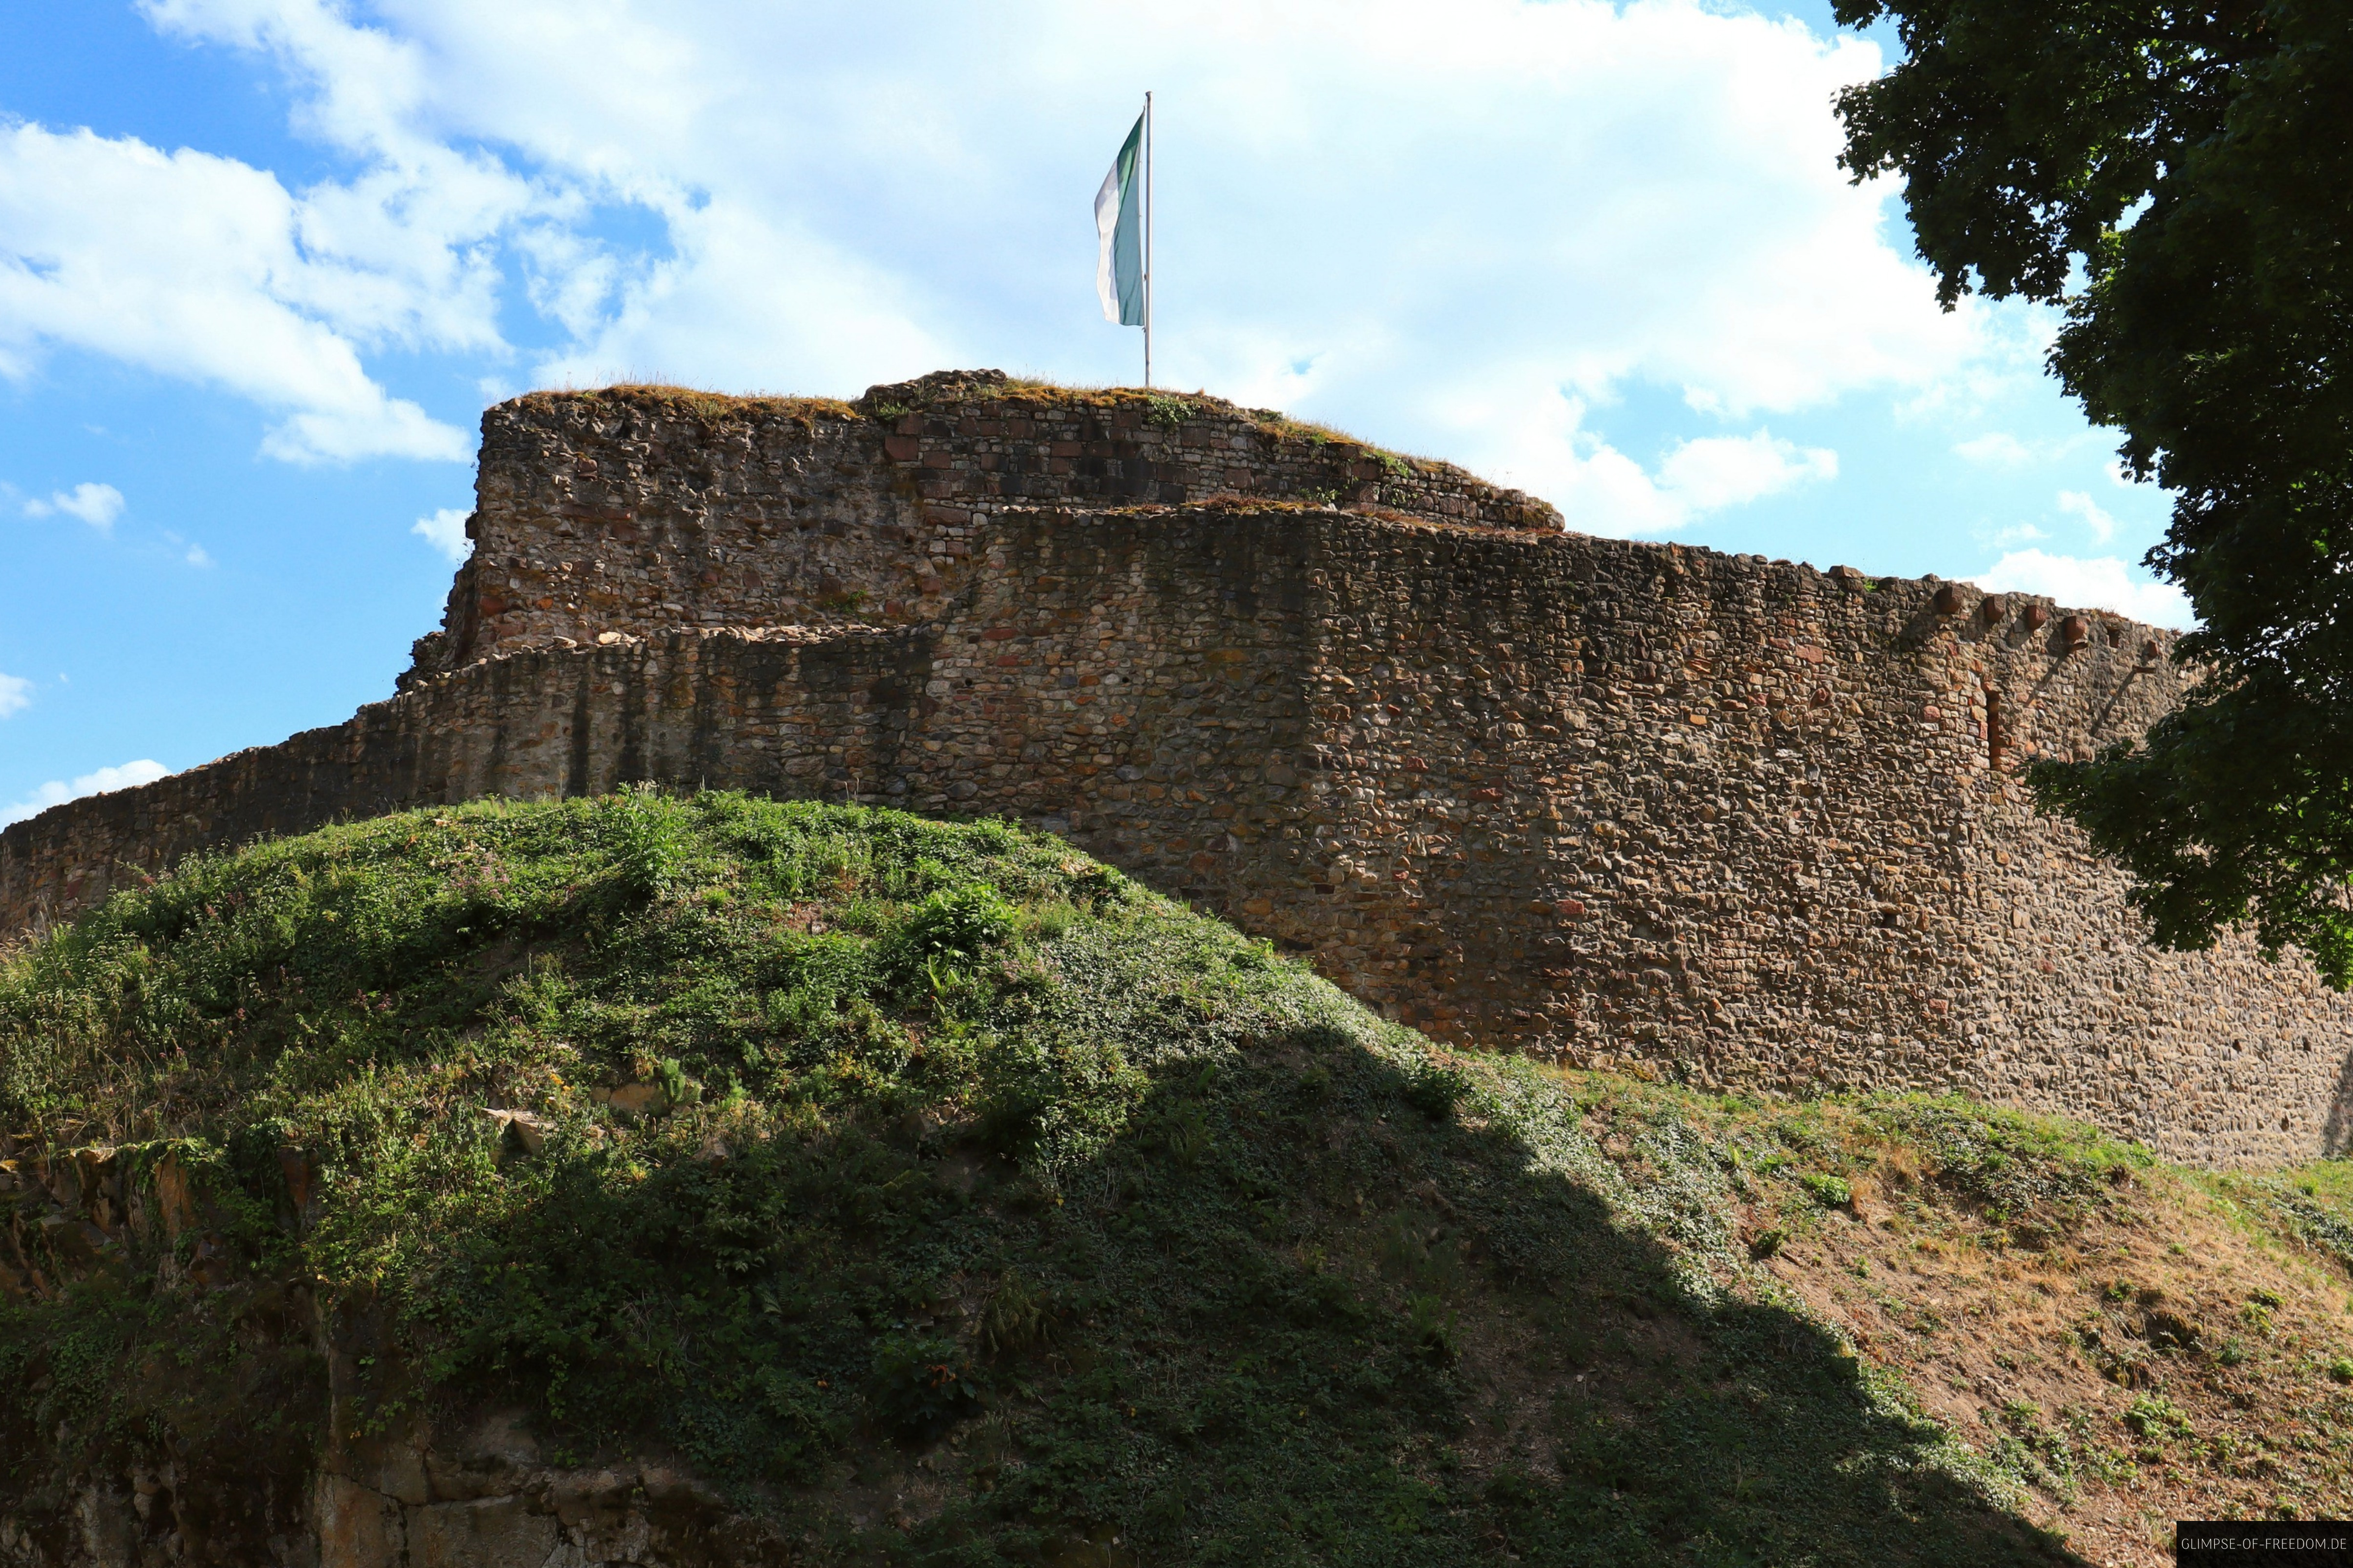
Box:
[883,435,919,462]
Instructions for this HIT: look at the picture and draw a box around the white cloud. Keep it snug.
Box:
[21,481,125,529]
[2057,489,2119,544]
[1972,550,2192,629]
[1657,431,1837,515]
[0,121,476,462]
[412,506,473,561]
[75,0,2024,531]
[1404,386,1837,535]
[0,673,30,718]
[1954,432,2034,468]
[161,528,214,565]
[1,759,171,829]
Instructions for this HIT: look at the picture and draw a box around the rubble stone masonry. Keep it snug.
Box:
[401,368,1561,682]
[5,378,2347,1166]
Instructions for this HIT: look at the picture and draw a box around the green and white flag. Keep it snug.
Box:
[1095,112,1145,326]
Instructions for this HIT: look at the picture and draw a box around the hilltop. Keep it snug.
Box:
[6,795,2353,1566]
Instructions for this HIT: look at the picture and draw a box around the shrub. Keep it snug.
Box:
[886,885,1016,981]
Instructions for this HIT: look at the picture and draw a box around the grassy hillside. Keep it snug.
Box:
[4,793,2352,1566]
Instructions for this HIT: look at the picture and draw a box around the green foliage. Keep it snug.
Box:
[1400,1059,1469,1121]
[0,794,2089,1563]
[1984,1401,2081,1502]
[1834,0,2353,981]
[2122,1393,2192,1443]
[1864,1096,2150,1227]
[1799,1173,1854,1209]
[885,884,1016,979]
[868,1335,983,1441]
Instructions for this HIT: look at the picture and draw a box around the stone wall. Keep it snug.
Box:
[402,372,1561,683]
[9,486,2348,1166]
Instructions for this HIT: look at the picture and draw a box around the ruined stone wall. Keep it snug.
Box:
[404,373,1561,682]
[10,498,2348,1165]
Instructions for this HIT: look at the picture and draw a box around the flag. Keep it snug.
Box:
[1095,112,1145,326]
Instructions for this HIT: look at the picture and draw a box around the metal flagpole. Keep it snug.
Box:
[1143,91,1153,389]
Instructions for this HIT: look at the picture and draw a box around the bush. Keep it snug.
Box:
[886,885,1016,981]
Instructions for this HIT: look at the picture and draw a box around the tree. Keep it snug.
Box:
[1833,0,2353,982]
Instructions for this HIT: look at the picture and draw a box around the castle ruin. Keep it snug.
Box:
[4,369,2345,1166]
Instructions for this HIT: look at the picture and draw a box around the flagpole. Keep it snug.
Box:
[1142,90,1153,389]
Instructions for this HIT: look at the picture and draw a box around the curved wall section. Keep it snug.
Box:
[6,499,2346,1166]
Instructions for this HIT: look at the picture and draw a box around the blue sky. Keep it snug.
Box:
[0,0,2187,825]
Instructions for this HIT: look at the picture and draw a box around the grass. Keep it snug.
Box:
[515,376,1444,476]
[6,793,2353,1565]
